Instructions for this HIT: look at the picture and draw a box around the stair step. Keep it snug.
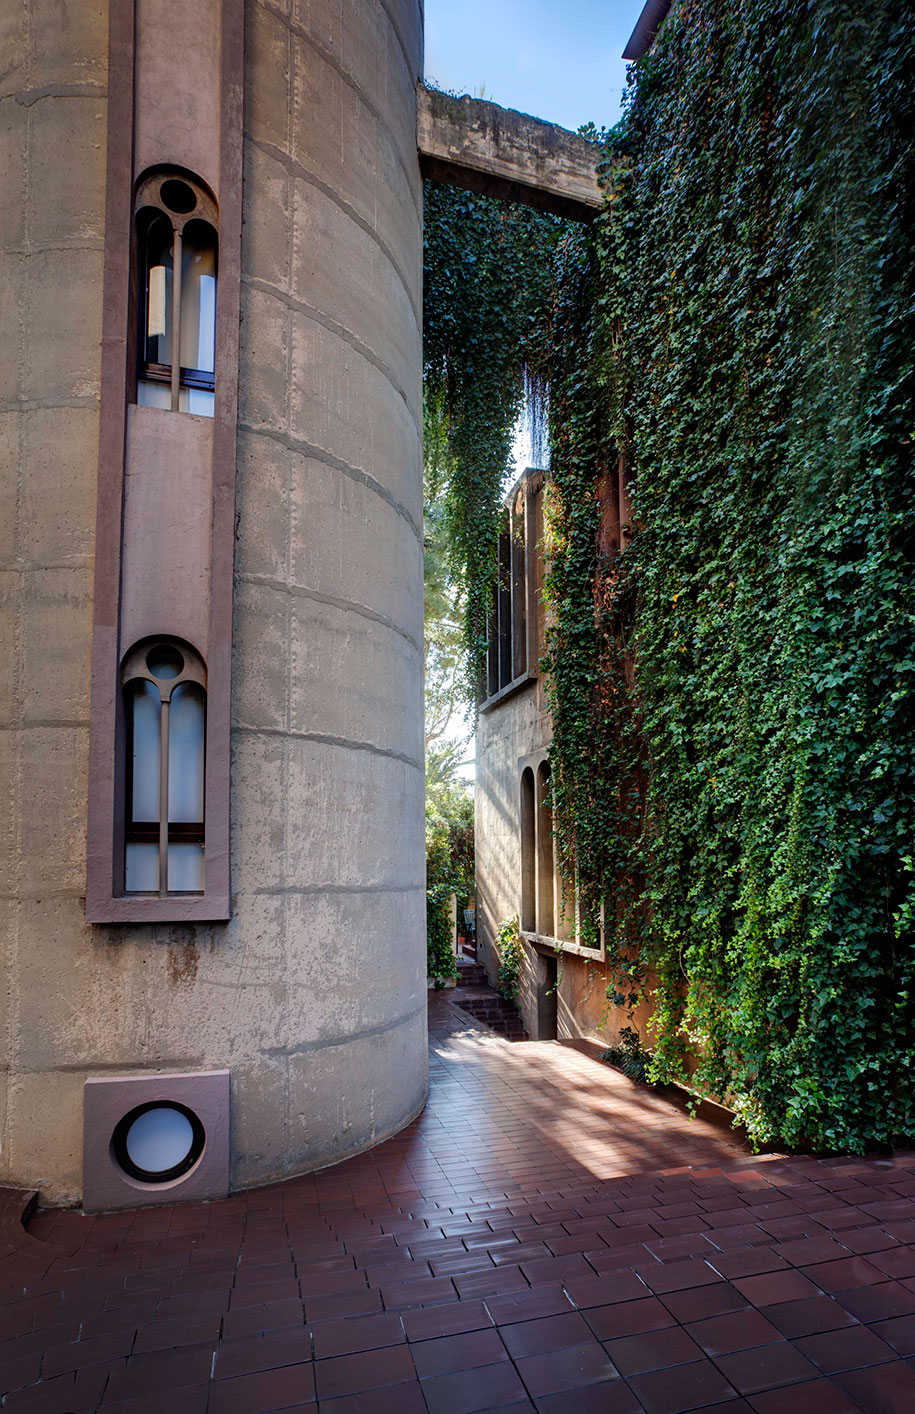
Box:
[455,989,528,1043]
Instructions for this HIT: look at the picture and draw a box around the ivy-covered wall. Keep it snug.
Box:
[424,0,914,1151]
[547,0,914,1150]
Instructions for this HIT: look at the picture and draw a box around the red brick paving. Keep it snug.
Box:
[2,991,915,1411]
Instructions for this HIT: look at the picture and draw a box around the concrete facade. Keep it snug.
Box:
[0,0,427,1204]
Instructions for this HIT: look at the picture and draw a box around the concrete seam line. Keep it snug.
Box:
[236,573,422,654]
[258,0,423,231]
[249,883,423,896]
[13,82,105,106]
[0,720,90,731]
[0,889,87,901]
[244,277,420,428]
[244,137,421,330]
[4,239,105,255]
[376,0,422,102]
[233,724,423,770]
[52,1060,205,1074]
[0,558,92,573]
[0,397,99,413]
[236,422,421,541]
[262,1000,428,1057]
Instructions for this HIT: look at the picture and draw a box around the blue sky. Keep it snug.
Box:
[423,0,641,134]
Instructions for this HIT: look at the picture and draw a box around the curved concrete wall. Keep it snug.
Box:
[0,0,427,1203]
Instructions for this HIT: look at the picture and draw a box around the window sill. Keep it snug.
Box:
[480,671,537,713]
[87,893,230,925]
[521,929,606,962]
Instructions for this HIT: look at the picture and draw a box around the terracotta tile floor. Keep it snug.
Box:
[3,991,915,1412]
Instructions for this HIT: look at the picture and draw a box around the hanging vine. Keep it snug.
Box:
[423,181,560,692]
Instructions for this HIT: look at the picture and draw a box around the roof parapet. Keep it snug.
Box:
[417,86,601,222]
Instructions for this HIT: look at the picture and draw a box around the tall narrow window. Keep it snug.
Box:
[136,172,218,417]
[535,761,554,936]
[511,506,527,681]
[123,639,206,896]
[520,753,603,955]
[482,469,541,706]
[520,767,535,932]
[497,519,512,688]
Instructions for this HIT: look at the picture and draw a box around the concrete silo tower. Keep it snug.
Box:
[1,0,427,1206]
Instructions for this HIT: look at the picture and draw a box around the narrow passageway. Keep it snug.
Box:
[3,995,915,1412]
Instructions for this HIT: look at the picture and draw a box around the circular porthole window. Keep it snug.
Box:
[111,1101,206,1184]
[146,643,184,680]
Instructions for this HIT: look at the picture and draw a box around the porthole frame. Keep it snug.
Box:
[110,1099,207,1184]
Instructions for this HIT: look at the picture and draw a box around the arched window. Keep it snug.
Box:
[535,760,554,936]
[135,172,218,416]
[519,754,604,956]
[122,638,206,895]
[520,767,535,932]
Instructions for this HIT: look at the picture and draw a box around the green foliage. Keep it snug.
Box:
[426,751,474,981]
[423,182,561,694]
[495,915,524,1004]
[546,0,915,1150]
[423,0,914,1151]
[424,465,467,750]
[600,1028,651,1085]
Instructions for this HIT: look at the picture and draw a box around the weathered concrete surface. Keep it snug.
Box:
[0,0,107,1203]
[417,86,601,220]
[1,0,428,1203]
[232,0,428,1187]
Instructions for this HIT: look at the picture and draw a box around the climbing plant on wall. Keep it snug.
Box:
[423,181,560,692]
[423,0,914,1150]
[547,0,915,1150]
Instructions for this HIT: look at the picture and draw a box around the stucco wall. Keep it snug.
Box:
[476,678,645,1051]
[0,0,427,1203]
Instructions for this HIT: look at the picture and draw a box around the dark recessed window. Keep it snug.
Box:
[520,756,601,952]
[111,1101,205,1183]
[482,471,542,705]
[135,171,218,417]
[520,766,535,933]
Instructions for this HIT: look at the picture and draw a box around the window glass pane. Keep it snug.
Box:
[168,683,205,822]
[180,220,217,373]
[137,379,171,409]
[130,680,161,822]
[126,841,159,893]
[125,1105,194,1172]
[168,842,205,892]
[178,387,215,418]
[143,215,173,366]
